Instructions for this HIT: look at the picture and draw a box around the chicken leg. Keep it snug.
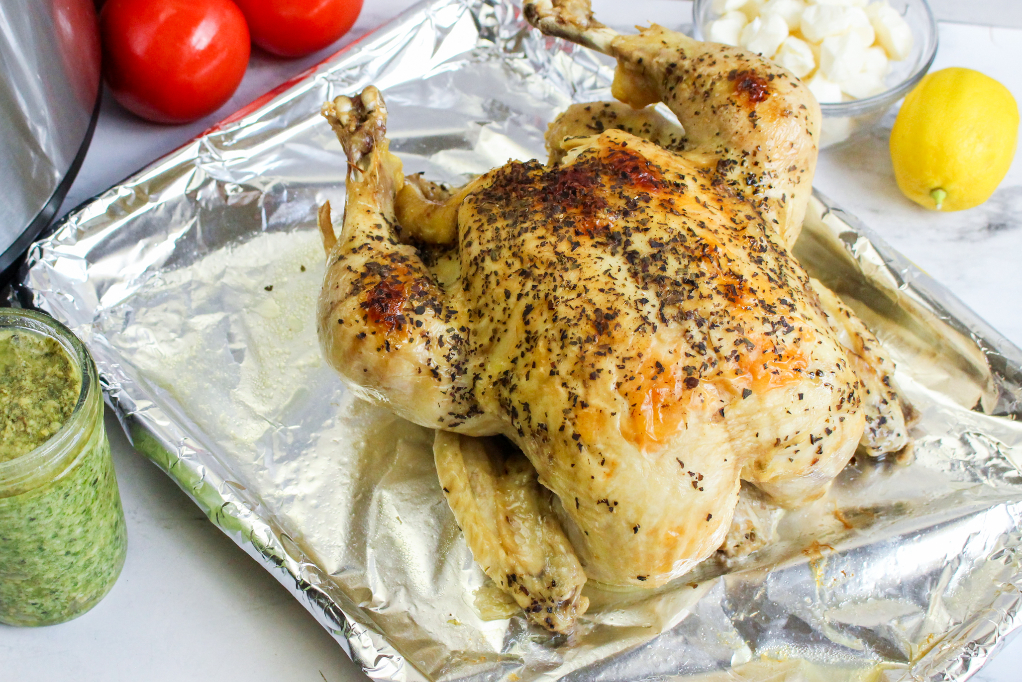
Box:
[318,88,495,433]
[524,0,820,247]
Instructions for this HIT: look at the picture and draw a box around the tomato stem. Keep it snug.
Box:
[930,188,947,210]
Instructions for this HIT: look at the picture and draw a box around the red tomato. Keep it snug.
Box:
[233,0,363,58]
[100,0,250,124]
[53,0,102,109]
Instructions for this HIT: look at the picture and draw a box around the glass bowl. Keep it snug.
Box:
[692,0,939,148]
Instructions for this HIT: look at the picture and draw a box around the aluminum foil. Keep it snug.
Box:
[9,0,1022,679]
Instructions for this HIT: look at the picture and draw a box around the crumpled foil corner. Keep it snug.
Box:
[9,1,1022,680]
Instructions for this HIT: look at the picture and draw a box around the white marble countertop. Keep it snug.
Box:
[5,1,1022,680]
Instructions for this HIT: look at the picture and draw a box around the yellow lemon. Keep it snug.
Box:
[890,67,1019,212]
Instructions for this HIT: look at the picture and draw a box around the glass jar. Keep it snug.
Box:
[0,308,127,626]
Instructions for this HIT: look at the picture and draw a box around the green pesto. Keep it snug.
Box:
[0,428,127,626]
[0,329,81,462]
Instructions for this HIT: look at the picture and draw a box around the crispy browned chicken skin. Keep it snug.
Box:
[315,0,907,633]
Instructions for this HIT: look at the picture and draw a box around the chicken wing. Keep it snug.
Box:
[434,432,588,633]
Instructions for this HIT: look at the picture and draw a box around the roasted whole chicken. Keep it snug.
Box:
[316,0,908,633]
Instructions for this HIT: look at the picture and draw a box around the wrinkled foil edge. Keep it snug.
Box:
[109,371,428,681]
[809,194,1022,682]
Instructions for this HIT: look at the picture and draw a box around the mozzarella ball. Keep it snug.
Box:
[740,0,767,22]
[800,5,851,43]
[839,69,886,99]
[846,7,875,47]
[761,0,807,30]
[775,36,816,78]
[712,0,750,13]
[866,1,913,60]
[707,11,749,46]
[807,72,844,103]
[820,32,867,83]
[740,13,789,58]
[861,45,889,78]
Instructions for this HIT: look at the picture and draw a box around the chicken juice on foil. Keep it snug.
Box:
[9,0,1022,680]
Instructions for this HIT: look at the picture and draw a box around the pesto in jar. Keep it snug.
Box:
[0,430,126,625]
[0,314,126,627]
[0,329,81,462]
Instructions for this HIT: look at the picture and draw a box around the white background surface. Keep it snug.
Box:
[5,1,1022,680]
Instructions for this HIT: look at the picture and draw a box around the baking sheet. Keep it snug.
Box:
[9,0,1022,680]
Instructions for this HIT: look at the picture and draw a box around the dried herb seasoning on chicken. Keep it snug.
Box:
[315,0,909,634]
